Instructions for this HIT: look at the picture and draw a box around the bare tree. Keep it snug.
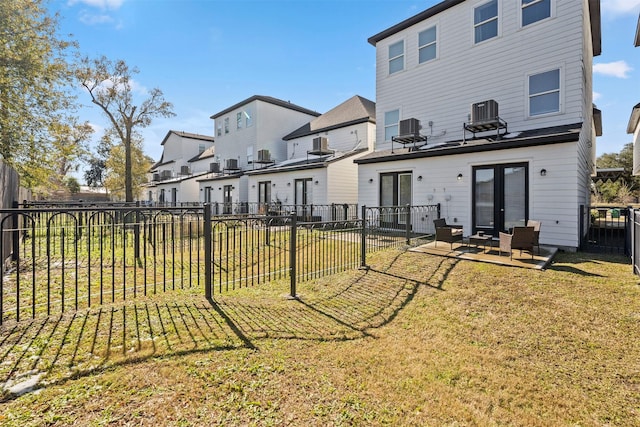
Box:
[76,56,174,201]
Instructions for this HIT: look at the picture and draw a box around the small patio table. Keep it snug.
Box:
[466,233,493,253]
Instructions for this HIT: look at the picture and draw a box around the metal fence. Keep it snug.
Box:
[0,203,439,324]
[580,205,630,255]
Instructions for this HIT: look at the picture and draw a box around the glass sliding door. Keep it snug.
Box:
[473,163,528,235]
[223,185,233,214]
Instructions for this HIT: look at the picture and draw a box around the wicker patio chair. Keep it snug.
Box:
[434,218,463,249]
[499,226,535,260]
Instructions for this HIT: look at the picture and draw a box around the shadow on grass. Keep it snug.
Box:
[0,249,457,400]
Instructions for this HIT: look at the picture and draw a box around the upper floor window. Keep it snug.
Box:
[247,146,253,164]
[522,0,550,26]
[224,117,229,134]
[216,125,222,137]
[236,112,243,129]
[529,68,560,116]
[388,40,404,74]
[198,144,205,153]
[244,109,253,127]
[418,26,437,64]
[384,109,400,141]
[474,0,498,44]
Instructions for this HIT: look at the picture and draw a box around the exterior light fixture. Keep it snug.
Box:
[368,178,374,183]
[540,169,547,176]
[457,173,463,180]
[417,175,423,181]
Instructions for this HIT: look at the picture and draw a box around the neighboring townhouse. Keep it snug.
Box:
[631,14,640,175]
[197,95,320,213]
[355,0,602,251]
[146,131,215,205]
[244,95,375,220]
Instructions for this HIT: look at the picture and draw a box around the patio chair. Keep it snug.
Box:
[434,218,463,249]
[526,220,541,253]
[499,226,535,260]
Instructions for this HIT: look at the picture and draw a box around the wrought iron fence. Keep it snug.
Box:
[1,203,439,324]
[581,205,630,254]
[0,206,205,324]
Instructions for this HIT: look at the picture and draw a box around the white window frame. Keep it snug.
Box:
[236,112,243,129]
[247,146,253,164]
[521,0,552,28]
[473,0,499,44]
[384,109,400,142]
[244,109,253,127]
[418,25,438,64]
[224,117,229,134]
[388,40,404,75]
[527,67,562,117]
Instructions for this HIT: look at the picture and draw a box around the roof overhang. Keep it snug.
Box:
[635,13,640,47]
[627,103,640,134]
[593,106,602,136]
[355,125,581,165]
[589,0,602,56]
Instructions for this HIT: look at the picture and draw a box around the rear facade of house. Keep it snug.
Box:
[356,0,601,250]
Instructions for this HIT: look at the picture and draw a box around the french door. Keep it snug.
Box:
[223,185,233,214]
[380,172,412,228]
[295,178,313,219]
[473,163,528,236]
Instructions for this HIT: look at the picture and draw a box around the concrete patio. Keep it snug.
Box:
[410,239,557,270]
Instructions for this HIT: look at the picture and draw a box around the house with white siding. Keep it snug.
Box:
[146,131,215,205]
[355,0,602,251]
[197,95,320,213]
[244,95,375,220]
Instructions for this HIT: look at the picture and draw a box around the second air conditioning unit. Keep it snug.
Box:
[160,170,172,180]
[225,158,239,170]
[399,118,421,137]
[257,149,271,163]
[180,165,191,175]
[312,137,330,154]
[471,100,499,124]
[209,162,220,173]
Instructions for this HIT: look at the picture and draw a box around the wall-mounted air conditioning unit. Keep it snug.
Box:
[257,149,271,163]
[471,100,499,124]
[160,170,172,180]
[152,173,160,182]
[225,158,239,170]
[209,162,220,173]
[399,118,421,137]
[312,137,330,154]
[180,165,191,175]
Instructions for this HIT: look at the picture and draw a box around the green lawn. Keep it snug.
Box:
[0,249,638,426]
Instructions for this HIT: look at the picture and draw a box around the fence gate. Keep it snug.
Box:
[580,205,630,255]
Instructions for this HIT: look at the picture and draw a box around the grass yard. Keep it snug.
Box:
[0,248,638,426]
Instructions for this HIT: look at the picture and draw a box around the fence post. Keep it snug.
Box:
[288,211,297,299]
[360,205,368,269]
[437,203,441,219]
[11,201,18,262]
[204,203,212,299]
[134,201,140,260]
[405,204,411,245]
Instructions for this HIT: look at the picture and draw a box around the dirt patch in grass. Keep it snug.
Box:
[0,249,638,426]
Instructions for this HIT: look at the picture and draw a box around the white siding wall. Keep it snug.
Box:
[326,154,369,205]
[286,122,371,160]
[247,169,328,206]
[373,0,586,150]
[358,141,582,249]
[214,100,317,171]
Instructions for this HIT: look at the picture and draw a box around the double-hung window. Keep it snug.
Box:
[474,0,498,44]
[388,40,404,74]
[224,117,229,134]
[522,0,551,27]
[384,109,400,142]
[529,68,560,116]
[236,112,243,129]
[418,26,437,64]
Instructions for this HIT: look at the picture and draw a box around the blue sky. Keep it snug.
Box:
[50,0,640,179]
